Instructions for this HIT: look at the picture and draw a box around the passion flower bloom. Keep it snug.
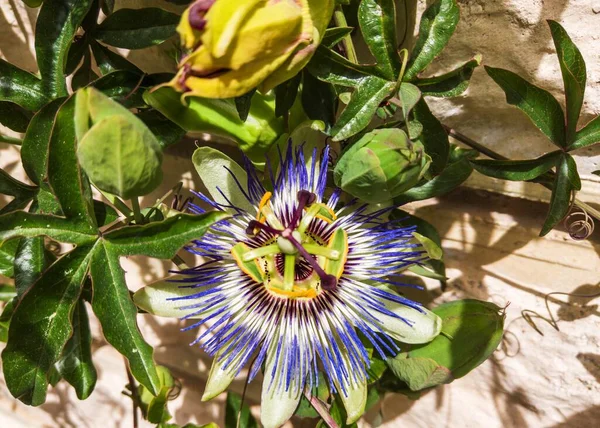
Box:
[168,0,335,98]
[135,135,441,427]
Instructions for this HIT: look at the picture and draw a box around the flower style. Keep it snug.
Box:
[135,133,441,427]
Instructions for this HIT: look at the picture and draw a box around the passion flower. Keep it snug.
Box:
[135,136,441,427]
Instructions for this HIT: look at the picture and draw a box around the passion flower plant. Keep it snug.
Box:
[135,134,442,427]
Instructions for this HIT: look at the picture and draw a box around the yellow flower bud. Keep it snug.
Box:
[168,0,334,98]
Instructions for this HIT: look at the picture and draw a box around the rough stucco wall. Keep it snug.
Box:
[418,0,600,202]
[1,1,599,427]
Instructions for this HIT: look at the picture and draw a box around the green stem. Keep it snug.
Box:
[130,197,144,225]
[172,254,188,270]
[0,134,23,145]
[304,387,340,428]
[334,7,357,63]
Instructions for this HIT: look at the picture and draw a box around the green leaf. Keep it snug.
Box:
[471,151,562,181]
[569,115,600,151]
[55,299,97,399]
[387,356,452,390]
[413,232,442,260]
[22,0,44,7]
[94,8,179,49]
[540,154,578,236]
[404,0,460,81]
[275,74,301,118]
[331,76,396,141]
[47,97,97,229]
[412,99,449,173]
[90,41,142,75]
[100,0,114,15]
[144,86,284,164]
[234,89,257,122]
[0,211,98,245]
[0,240,19,278]
[77,115,163,198]
[448,144,479,162]
[90,242,161,395]
[308,46,379,88]
[0,298,15,342]
[225,392,258,428]
[104,212,229,259]
[93,200,119,228]
[397,82,421,138]
[0,101,33,132]
[485,66,567,148]
[36,0,94,98]
[301,70,337,131]
[139,366,174,423]
[14,237,55,296]
[415,55,481,98]
[91,70,147,108]
[0,59,49,111]
[548,20,586,143]
[137,110,186,150]
[0,169,37,201]
[563,153,581,191]
[0,285,16,302]
[358,0,402,80]
[322,27,354,48]
[387,299,504,391]
[2,244,95,405]
[81,0,101,32]
[71,49,99,91]
[65,36,89,76]
[393,213,445,275]
[394,158,472,205]
[21,98,64,186]
[76,86,163,198]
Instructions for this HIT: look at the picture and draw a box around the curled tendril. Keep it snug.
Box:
[564,209,595,240]
[563,191,595,240]
[521,289,600,336]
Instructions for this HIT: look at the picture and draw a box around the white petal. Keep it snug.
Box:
[260,346,304,428]
[202,351,237,401]
[339,380,367,424]
[378,299,442,344]
[133,276,202,319]
[192,146,255,214]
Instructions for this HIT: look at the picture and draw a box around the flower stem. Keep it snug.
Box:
[334,7,357,63]
[0,134,22,145]
[304,387,340,428]
[130,197,145,225]
[124,360,140,428]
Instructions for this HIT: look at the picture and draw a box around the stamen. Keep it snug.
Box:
[241,244,280,262]
[282,230,337,290]
[303,244,340,260]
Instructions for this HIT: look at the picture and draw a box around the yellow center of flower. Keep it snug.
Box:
[231,191,348,300]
